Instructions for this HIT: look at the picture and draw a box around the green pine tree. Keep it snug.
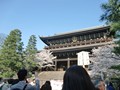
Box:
[0,29,24,78]
[101,0,120,54]
[100,0,120,71]
[0,33,6,49]
[25,35,37,72]
[100,0,120,23]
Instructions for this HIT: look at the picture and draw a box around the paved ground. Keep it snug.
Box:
[38,71,65,87]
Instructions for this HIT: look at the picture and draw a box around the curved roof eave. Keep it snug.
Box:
[40,25,110,40]
[39,36,49,45]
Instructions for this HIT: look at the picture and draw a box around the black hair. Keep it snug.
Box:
[41,81,52,90]
[109,82,113,86]
[0,77,3,81]
[17,69,27,81]
[62,65,96,90]
[12,88,21,90]
[7,79,19,85]
[45,81,51,85]
[95,88,100,90]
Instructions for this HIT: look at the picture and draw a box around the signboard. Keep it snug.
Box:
[77,51,90,67]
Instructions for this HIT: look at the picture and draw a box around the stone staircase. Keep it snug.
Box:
[38,71,65,86]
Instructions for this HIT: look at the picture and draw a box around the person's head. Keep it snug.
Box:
[95,80,105,90]
[62,65,95,90]
[41,81,52,90]
[45,81,51,85]
[0,77,3,82]
[17,69,28,81]
[109,82,113,87]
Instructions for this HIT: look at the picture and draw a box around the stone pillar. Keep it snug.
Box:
[67,58,70,68]
[55,60,57,71]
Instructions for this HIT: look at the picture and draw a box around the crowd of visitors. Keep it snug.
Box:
[10,69,40,90]
[0,65,119,90]
[0,69,40,90]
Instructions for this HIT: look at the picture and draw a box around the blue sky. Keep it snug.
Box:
[0,0,107,50]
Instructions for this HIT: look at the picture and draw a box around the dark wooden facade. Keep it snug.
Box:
[39,26,113,70]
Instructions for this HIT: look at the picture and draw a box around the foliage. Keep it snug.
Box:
[24,35,37,72]
[113,39,120,56]
[101,0,120,54]
[100,0,120,23]
[35,49,56,70]
[0,29,24,78]
[0,33,6,49]
[111,65,120,71]
[112,30,120,56]
[110,22,120,32]
[100,0,120,68]
[90,45,120,79]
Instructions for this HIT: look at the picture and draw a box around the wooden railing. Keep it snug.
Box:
[44,37,113,49]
